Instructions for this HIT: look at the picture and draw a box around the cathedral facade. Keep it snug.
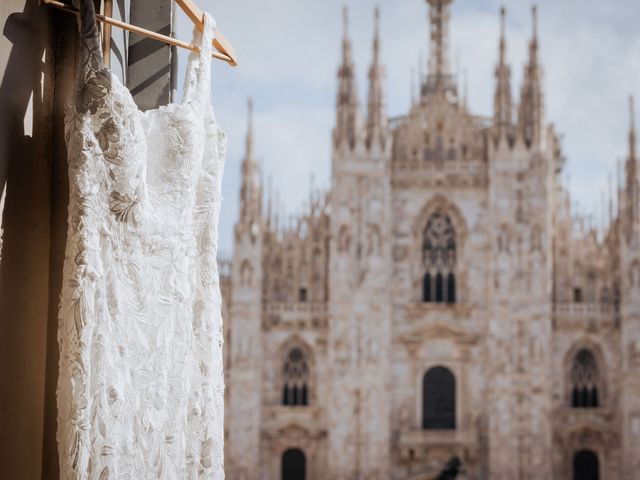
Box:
[222,1,640,478]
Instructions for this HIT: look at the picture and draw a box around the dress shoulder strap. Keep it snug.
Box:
[73,0,111,115]
[181,13,216,105]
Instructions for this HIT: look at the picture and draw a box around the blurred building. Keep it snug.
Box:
[222,1,640,479]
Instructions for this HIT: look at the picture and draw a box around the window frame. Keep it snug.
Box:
[421,365,457,430]
[280,342,313,407]
[565,344,606,409]
[421,209,457,304]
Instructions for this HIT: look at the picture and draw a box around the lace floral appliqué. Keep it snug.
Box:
[57,1,226,479]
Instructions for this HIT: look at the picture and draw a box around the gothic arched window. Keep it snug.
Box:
[570,349,599,408]
[285,259,295,302]
[423,273,432,302]
[271,256,285,302]
[447,273,456,304]
[311,248,324,302]
[422,210,457,303]
[435,272,444,301]
[282,348,309,406]
[282,448,306,480]
[239,260,253,286]
[573,449,599,480]
[338,225,351,253]
[422,366,456,430]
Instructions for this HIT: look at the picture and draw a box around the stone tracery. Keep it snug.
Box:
[570,349,600,408]
[282,347,311,407]
[422,210,457,303]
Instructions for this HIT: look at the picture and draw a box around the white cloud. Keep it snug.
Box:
[175,0,640,251]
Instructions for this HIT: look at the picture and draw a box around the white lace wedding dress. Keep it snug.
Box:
[57,0,225,478]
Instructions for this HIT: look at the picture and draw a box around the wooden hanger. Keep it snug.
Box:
[175,0,236,66]
[41,0,238,67]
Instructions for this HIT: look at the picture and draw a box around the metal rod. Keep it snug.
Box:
[42,0,235,65]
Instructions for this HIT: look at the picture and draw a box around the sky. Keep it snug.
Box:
[175,0,640,254]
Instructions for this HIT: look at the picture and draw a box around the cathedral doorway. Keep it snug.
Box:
[282,448,306,480]
[422,366,456,429]
[573,449,599,480]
